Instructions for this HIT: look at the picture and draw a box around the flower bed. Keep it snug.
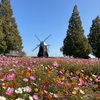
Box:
[0,57,100,100]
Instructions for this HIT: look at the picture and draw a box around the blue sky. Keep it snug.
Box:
[10,0,100,57]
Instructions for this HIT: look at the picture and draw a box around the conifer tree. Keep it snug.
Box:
[0,0,23,55]
[88,16,100,58]
[62,5,91,58]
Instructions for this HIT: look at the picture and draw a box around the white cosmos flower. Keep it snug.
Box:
[0,96,6,100]
[15,98,24,100]
[29,96,33,100]
[15,88,23,94]
[80,89,85,94]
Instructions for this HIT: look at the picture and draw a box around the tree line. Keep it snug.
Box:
[61,5,100,58]
[0,0,26,56]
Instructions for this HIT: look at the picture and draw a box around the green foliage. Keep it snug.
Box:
[62,5,92,58]
[18,51,26,56]
[0,0,23,55]
[0,22,7,53]
[88,16,100,58]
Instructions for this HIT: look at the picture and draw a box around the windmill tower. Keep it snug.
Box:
[32,34,51,57]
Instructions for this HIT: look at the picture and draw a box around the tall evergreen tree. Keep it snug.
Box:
[62,5,91,58]
[88,16,100,58]
[0,0,23,55]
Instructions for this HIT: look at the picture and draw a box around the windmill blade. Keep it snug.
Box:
[43,34,52,42]
[34,35,41,42]
[32,45,39,52]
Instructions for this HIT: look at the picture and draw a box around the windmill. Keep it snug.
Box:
[32,34,51,57]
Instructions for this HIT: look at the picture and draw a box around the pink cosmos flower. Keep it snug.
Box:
[33,60,36,64]
[6,87,14,95]
[98,94,100,96]
[58,81,64,85]
[79,78,84,85]
[27,67,32,72]
[33,82,37,86]
[95,76,100,82]
[53,94,58,98]
[24,86,32,92]
[22,78,28,82]
[53,62,59,67]
[0,68,2,71]
[70,77,76,81]
[44,90,48,94]
[30,76,36,80]
[33,94,38,100]
[7,73,15,81]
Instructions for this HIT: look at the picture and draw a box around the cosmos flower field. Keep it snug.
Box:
[0,57,100,100]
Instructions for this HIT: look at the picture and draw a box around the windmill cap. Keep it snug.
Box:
[40,42,47,46]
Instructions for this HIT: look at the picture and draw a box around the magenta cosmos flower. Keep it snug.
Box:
[6,87,14,95]
[7,73,15,81]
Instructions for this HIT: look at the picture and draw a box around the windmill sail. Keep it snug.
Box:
[32,45,39,52]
